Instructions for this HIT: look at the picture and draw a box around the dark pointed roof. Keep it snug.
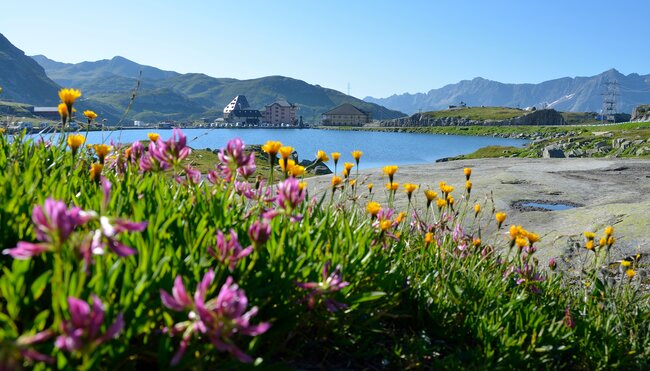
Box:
[224,95,250,113]
[323,103,368,116]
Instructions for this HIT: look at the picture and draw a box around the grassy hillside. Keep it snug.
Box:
[422,106,527,121]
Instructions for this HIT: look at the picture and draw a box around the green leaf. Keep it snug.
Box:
[30,270,52,300]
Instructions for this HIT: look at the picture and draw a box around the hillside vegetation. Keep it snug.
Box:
[422,106,527,121]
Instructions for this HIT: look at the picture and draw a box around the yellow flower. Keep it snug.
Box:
[424,190,437,201]
[344,162,355,173]
[607,236,615,247]
[424,232,434,244]
[621,260,632,267]
[148,132,160,142]
[447,195,455,206]
[342,168,349,178]
[298,181,308,191]
[385,182,399,191]
[348,179,357,188]
[383,165,398,184]
[331,152,341,163]
[604,226,614,237]
[585,240,595,251]
[331,176,343,187]
[380,220,392,231]
[509,225,523,240]
[262,140,283,156]
[316,150,329,162]
[90,163,103,182]
[280,159,296,174]
[67,134,85,152]
[83,110,97,122]
[0,128,5,135]
[403,183,418,196]
[352,150,363,162]
[515,237,529,248]
[584,231,595,240]
[395,212,406,224]
[495,212,507,228]
[472,238,481,247]
[366,201,381,216]
[474,203,481,216]
[443,185,454,194]
[465,180,472,193]
[367,183,373,193]
[464,167,472,180]
[527,232,540,245]
[93,144,112,164]
[289,164,305,177]
[279,146,294,159]
[58,103,68,121]
[599,237,607,247]
[626,269,636,279]
[436,198,447,209]
[58,88,82,106]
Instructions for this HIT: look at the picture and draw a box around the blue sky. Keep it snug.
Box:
[1,0,648,98]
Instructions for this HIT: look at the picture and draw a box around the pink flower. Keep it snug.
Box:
[2,198,94,259]
[208,229,253,271]
[276,178,306,211]
[297,261,350,312]
[151,128,191,167]
[0,330,55,367]
[55,295,124,352]
[160,271,270,365]
[248,220,271,248]
[89,216,147,257]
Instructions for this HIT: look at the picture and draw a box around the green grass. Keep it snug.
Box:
[451,145,525,159]
[422,106,527,121]
[0,130,649,369]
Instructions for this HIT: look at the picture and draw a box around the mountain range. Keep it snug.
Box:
[0,32,405,123]
[364,70,650,115]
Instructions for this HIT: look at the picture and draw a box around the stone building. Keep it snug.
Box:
[263,100,298,125]
[223,95,262,125]
[321,103,370,126]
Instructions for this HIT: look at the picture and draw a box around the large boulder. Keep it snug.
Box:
[543,145,565,158]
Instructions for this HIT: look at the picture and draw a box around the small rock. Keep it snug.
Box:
[543,145,565,158]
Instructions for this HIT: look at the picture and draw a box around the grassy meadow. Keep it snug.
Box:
[0,91,649,369]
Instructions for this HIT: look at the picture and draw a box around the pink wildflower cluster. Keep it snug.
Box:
[160,270,270,365]
[297,261,350,312]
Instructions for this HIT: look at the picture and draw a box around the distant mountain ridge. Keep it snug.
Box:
[0,34,60,105]
[29,54,405,123]
[365,70,650,115]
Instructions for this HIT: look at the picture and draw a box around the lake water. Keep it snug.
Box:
[34,128,528,170]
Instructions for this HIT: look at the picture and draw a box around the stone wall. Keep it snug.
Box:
[377,109,566,127]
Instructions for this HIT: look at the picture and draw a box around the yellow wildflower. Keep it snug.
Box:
[380,219,392,231]
[584,231,595,240]
[472,238,481,247]
[67,134,85,155]
[585,240,595,251]
[262,140,282,156]
[424,232,434,244]
[342,168,349,178]
[599,237,607,247]
[474,203,481,217]
[604,226,614,237]
[343,162,354,173]
[279,146,294,159]
[382,165,398,184]
[58,88,81,110]
[385,182,399,192]
[515,237,529,248]
[352,150,363,165]
[367,183,373,193]
[280,159,296,174]
[316,150,329,162]
[436,198,447,210]
[527,232,540,245]
[93,144,112,164]
[58,103,68,123]
[621,260,632,267]
[607,236,615,247]
[348,179,357,188]
[298,181,308,191]
[626,269,636,279]
[331,176,343,187]
[90,163,103,182]
[148,132,160,142]
[331,152,341,163]
[289,164,305,177]
[83,110,97,123]
[424,190,437,208]
[447,196,455,206]
[366,201,381,216]
[464,167,472,180]
[495,212,507,229]
[465,180,472,193]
